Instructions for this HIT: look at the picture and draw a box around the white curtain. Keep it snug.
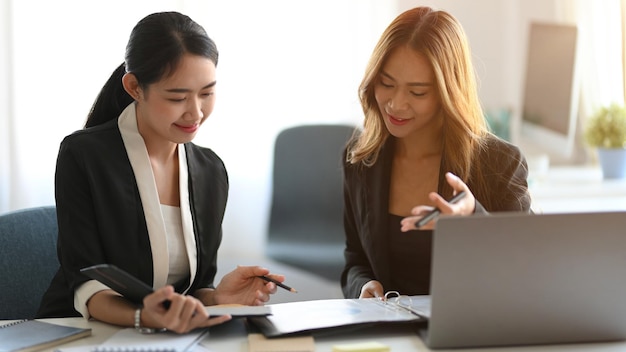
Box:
[0,1,12,212]
[558,0,625,119]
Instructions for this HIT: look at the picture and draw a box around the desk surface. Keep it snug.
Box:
[11,165,626,351]
[23,317,626,352]
[529,165,626,213]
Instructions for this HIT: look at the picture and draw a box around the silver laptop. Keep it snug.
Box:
[420,211,626,349]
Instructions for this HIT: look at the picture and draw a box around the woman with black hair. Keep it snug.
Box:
[37,12,283,334]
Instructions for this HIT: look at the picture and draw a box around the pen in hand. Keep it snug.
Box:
[258,275,298,293]
[415,191,467,228]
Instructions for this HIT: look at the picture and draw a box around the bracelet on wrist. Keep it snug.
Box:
[134,307,166,334]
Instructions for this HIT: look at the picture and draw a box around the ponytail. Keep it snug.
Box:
[84,63,133,128]
[84,12,218,129]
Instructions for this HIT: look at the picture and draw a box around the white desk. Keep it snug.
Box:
[26,317,626,352]
[529,165,626,213]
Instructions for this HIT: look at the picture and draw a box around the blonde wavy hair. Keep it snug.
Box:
[347,6,490,195]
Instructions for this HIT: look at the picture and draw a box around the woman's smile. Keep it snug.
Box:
[388,113,411,126]
[175,123,199,133]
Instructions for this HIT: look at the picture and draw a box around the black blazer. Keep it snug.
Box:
[341,135,532,298]
[37,118,228,318]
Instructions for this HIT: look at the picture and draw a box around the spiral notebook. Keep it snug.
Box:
[0,319,91,352]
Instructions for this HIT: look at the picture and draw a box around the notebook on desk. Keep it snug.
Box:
[418,210,626,349]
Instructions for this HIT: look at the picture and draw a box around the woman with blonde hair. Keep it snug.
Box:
[342,6,531,299]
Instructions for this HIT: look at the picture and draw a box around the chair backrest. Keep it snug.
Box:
[0,206,59,319]
[266,124,357,281]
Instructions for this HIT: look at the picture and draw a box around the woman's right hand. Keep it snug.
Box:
[359,280,384,299]
[141,286,231,334]
[400,172,476,231]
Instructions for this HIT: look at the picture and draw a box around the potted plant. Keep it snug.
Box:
[583,103,626,179]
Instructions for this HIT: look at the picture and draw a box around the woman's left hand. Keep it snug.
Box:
[400,172,476,231]
[212,265,281,306]
[142,286,231,334]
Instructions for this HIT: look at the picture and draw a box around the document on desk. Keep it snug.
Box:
[95,328,208,352]
[205,304,271,317]
[248,297,428,337]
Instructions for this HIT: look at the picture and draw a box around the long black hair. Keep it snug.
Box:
[85,12,218,128]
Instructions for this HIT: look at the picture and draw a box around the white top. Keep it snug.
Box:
[161,204,191,285]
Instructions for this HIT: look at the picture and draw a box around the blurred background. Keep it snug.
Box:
[1,0,623,258]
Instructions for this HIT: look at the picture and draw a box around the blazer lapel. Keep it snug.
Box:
[178,145,197,294]
[118,104,169,289]
[365,140,394,286]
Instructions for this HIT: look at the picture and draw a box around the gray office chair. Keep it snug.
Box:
[0,206,59,319]
[266,124,358,282]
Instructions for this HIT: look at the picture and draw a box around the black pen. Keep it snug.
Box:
[258,275,298,293]
[415,191,467,228]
